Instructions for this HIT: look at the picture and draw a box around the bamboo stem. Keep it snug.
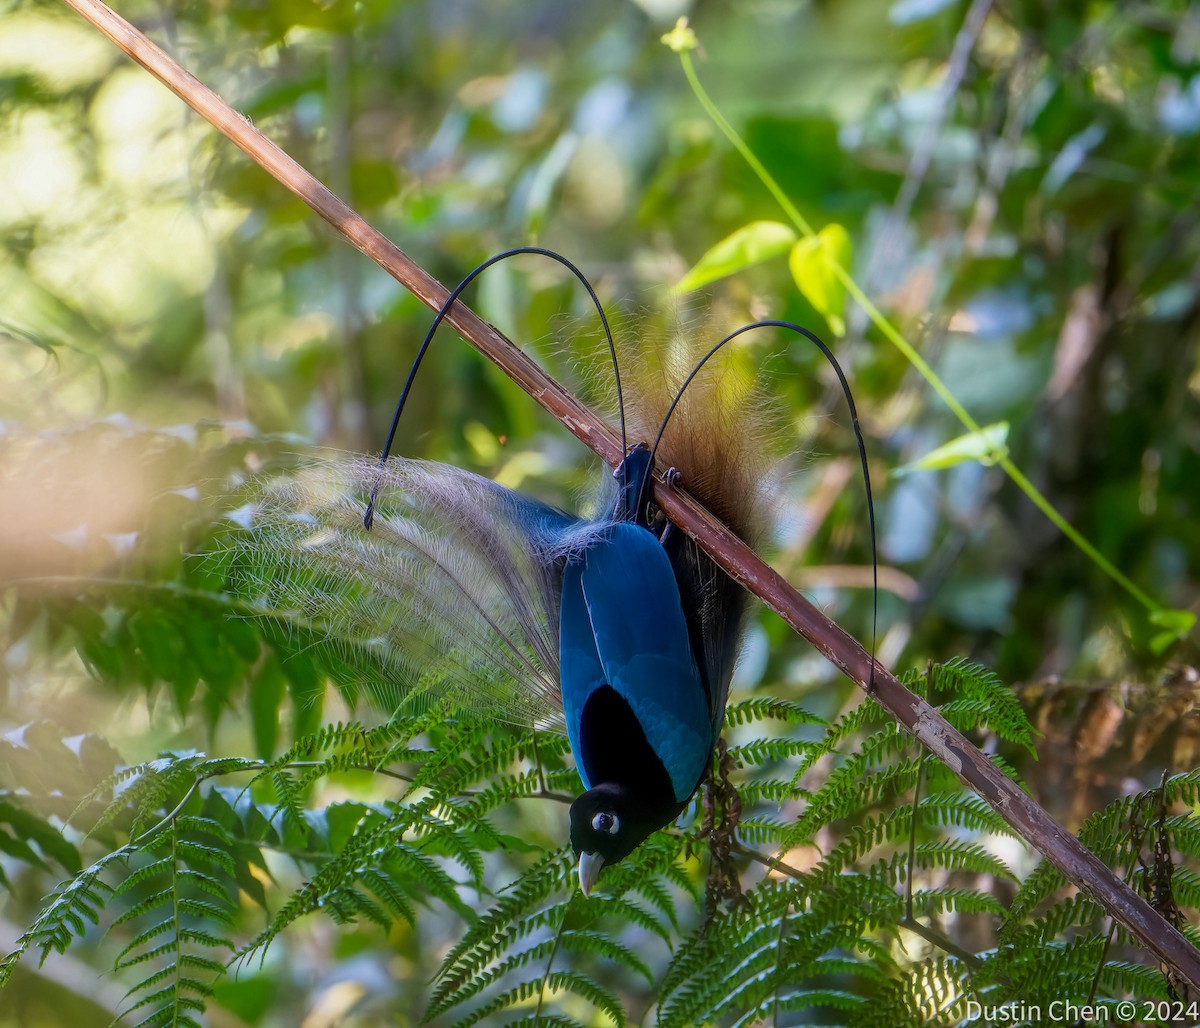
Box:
[60,0,1200,990]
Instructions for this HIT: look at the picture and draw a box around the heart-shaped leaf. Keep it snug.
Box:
[675,221,797,293]
[894,422,1010,476]
[788,223,852,337]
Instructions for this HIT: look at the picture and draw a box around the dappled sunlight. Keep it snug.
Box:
[0,111,86,228]
[0,0,1197,1023]
[0,10,117,92]
[29,202,220,327]
[90,67,196,187]
[0,421,184,582]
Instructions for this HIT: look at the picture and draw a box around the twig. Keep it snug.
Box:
[535,901,570,1027]
[58,0,1200,991]
[898,916,984,972]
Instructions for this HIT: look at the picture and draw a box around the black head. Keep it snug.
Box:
[569,784,667,895]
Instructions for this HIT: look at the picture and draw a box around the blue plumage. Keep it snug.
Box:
[559,446,726,891]
[238,250,873,898]
[563,522,709,802]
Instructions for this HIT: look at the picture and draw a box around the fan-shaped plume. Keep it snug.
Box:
[224,455,606,729]
[222,331,784,759]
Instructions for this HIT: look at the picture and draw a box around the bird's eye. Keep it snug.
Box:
[591,812,619,835]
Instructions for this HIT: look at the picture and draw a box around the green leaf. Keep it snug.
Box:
[894,422,1010,476]
[1149,608,1197,653]
[675,221,796,293]
[0,800,81,874]
[788,224,852,336]
[211,970,279,1023]
[250,656,286,758]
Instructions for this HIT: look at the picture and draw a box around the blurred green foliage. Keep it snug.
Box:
[2,0,1199,1023]
[2,0,1196,678]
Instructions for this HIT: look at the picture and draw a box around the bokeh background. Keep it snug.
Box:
[2,0,1199,1023]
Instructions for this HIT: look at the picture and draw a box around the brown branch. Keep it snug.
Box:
[60,0,1200,991]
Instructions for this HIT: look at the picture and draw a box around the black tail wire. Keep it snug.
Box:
[368,269,879,691]
[364,247,625,529]
[644,320,879,691]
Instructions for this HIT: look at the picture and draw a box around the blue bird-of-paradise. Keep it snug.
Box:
[234,248,875,895]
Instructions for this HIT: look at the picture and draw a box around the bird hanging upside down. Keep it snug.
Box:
[232,248,874,896]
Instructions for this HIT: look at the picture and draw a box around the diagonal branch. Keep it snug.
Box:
[60,0,1200,990]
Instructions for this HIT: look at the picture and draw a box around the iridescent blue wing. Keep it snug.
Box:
[663,532,747,743]
[560,522,712,803]
[559,558,604,790]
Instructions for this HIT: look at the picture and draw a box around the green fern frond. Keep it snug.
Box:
[723,696,824,728]
[627,869,686,930]
[432,847,574,1005]
[931,658,1038,751]
[744,988,864,1026]
[590,893,675,944]
[500,1017,582,1028]
[427,934,561,1020]
[1020,893,1105,945]
[1096,958,1173,999]
[560,928,654,983]
[657,886,886,1028]
[428,834,691,1024]
[448,968,623,1028]
[242,797,474,959]
[1160,768,1200,807]
[1168,866,1200,911]
[612,833,698,910]
[458,766,575,819]
[785,755,925,848]
[266,768,308,831]
[808,806,917,879]
[1165,815,1200,863]
[736,774,807,805]
[414,722,565,800]
[409,806,491,888]
[734,814,790,847]
[909,886,1006,919]
[1002,862,1067,936]
[853,955,972,1027]
[382,832,476,915]
[990,935,1106,1003]
[0,847,127,986]
[105,810,239,1028]
[429,922,652,1024]
[728,736,815,766]
[918,790,1021,836]
[909,839,1015,879]
[789,695,893,781]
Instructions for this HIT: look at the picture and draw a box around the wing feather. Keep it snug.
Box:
[577,523,711,801]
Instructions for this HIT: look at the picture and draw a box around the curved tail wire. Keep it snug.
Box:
[365,247,626,528]
[644,319,879,690]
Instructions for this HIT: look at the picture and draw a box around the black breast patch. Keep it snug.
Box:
[578,685,676,811]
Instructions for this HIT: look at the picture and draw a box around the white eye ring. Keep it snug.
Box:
[591,812,619,835]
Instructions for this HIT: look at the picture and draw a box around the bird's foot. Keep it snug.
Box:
[701,739,746,924]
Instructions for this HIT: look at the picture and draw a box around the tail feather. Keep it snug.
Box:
[623,339,775,542]
[225,337,775,739]
[224,456,575,728]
